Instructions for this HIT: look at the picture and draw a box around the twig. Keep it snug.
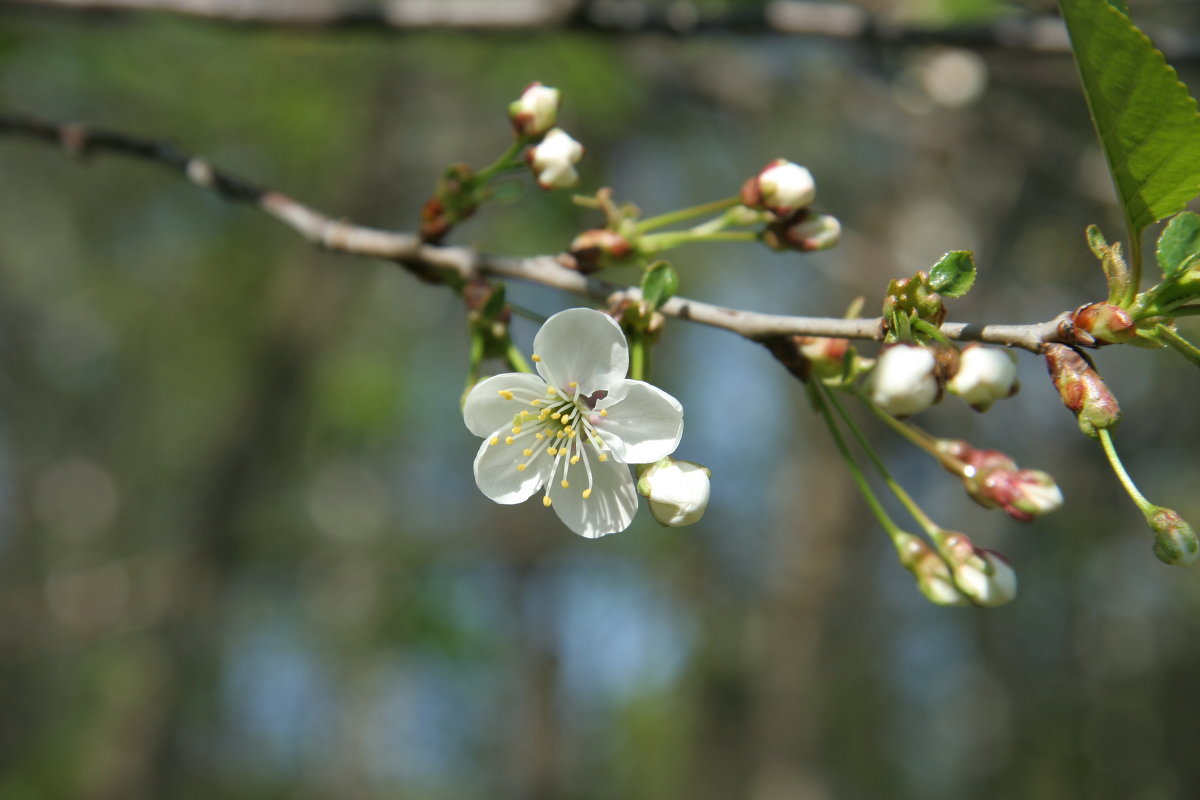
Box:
[0,111,1071,364]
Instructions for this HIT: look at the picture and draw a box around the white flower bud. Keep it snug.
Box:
[868,345,939,417]
[527,128,584,190]
[638,458,711,527]
[953,549,1017,607]
[756,159,816,213]
[509,83,560,138]
[947,344,1018,412]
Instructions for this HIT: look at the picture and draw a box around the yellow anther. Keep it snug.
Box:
[570,455,580,465]
[519,410,531,418]
[568,381,578,389]
[523,448,533,457]
[551,413,561,420]
[517,464,527,472]
[535,433,545,440]
[567,430,576,438]
[498,389,514,400]
[547,447,558,456]
[600,409,608,416]
[547,386,558,395]
[490,437,499,446]
[532,354,542,362]
[556,431,565,439]
[582,489,592,499]
[542,496,552,507]
[598,454,608,462]
[560,479,570,489]
[505,436,515,445]
[512,426,522,434]
[530,399,542,406]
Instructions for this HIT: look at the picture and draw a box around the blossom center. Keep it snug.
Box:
[491,381,612,503]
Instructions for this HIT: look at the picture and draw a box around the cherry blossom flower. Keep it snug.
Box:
[463,308,684,538]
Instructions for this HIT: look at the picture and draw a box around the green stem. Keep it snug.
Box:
[1154,323,1200,367]
[1125,229,1143,307]
[635,196,741,233]
[807,382,906,542]
[854,386,969,475]
[629,333,648,381]
[639,230,758,254]
[1097,428,1155,516]
[505,342,533,374]
[508,302,548,325]
[912,319,951,345]
[823,386,941,537]
[475,139,528,183]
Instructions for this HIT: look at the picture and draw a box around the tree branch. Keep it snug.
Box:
[10,0,1199,60]
[0,111,1071,360]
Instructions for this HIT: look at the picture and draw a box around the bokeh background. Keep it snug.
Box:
[2,1,1200,798]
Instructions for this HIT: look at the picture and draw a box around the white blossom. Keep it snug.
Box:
[947,344,1018,411]
[463,309,684,538]
[527,128,584,190]
[756,159,816,213]
[509,82,560,138]
[868,344,939,417]
[953,549,1018,607]
[638,457,711,527]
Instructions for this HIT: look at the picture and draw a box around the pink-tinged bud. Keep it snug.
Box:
[1063,302,1137,346]
[946,344,1019,412]
[568,229,633,273]
[763,211,841,252]
[526,128,584,190]
[740,159,816,216]
[1149,507,1199,567]
[868,344,940,417]
[798,336,851,380]
[508,82,560,138]
[1044,344,1121,439]
[938,441,1061,522]
[939,533,1017,607]
[892,532,968,606]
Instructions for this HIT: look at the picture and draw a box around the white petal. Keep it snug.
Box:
[533,308,629,397]
[463,373,550,438]
[548,449,638,538]
[473,429,552,504]
[595,380,683,464]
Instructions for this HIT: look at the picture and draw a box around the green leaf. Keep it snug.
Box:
[928,250,976,298]
[641,260,679,310]
[1060,0,1200,238]
[1156,212,1200,275]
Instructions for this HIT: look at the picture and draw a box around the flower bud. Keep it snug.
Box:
[740,159,816,216]
[798,336,852,380]
[1044,344,1121,439]
[568,228,633,273]
[946,344,1019,412]
[897,535,968,606]
[939,532,1017,607]
[526,128,584,190]
[939,441,1062,522]
[762,211,841,252]
[637,457,712,527]
[1149,507,1199,566]
[868,344,940,417]
[1064,302,1136,346]
[508,82,560,138]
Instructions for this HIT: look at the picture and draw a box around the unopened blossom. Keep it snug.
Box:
[868,344,939,417]
[947,344,1019,412]
[509,82,560,138]
[1044,343,1121,438]
[638,457,711,527]
[1149,507,1199,567]
[741,159,816,216]
[763,212,841,252]
[463,308,684,538]
[940,532,1017,607]
[526,128,584,190]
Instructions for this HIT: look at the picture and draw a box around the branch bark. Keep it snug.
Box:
[0,111,1072,363]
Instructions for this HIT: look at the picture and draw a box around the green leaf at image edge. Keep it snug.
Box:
[929,250,976,298]
[1060,0,1200,238]
[1156,212,1200,276]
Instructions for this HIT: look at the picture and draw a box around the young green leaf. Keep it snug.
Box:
[641,260,679,311]
[1156,212,1200,276]
[1060,0,1200,240]
[928,251,977,298]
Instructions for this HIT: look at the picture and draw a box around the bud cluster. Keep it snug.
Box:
[939,440,1062,522]
[742,159,841,253]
